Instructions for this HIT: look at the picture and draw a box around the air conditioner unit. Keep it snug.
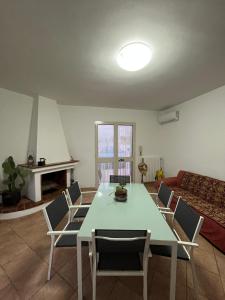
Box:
[158,110,179,124]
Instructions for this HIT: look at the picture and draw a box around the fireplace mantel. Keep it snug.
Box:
[20,160,79,173]
[21,160,79,202]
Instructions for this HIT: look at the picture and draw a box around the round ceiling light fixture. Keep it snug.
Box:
[117,42,153,71]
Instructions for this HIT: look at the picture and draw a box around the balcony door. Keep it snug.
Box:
[95,122,135,185]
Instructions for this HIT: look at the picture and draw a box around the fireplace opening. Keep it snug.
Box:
[41,170,67,195]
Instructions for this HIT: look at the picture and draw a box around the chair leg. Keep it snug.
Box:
[89,242,93,274]
[143,261,148,300]
[143,273,148,300]
[47,238,54,281]
[190,259,199,300]
[92,264,96,300]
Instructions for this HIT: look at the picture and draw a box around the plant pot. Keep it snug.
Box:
[2,190,21,206]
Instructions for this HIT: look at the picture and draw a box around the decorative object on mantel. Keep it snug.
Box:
[1,156,28,206]
[115,184,127,202]
[38,158,46,166]
[138,158,148,183]
[27,154,34,166]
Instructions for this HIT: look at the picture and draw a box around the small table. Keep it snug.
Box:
[77,183,177,300]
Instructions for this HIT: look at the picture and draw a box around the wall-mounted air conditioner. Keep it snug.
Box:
[158,110,179,124]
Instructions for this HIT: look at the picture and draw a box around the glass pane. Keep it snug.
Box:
[98,125,114,158]
[98,162,114,183]
[118,125,132,157]
[118,161,132,177]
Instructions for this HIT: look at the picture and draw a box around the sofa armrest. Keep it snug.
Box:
[154,177,178,189]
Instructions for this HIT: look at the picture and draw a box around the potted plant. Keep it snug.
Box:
[1,156,28,206]
[115,183,127,202]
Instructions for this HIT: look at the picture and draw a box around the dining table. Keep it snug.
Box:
[77,183,177,300]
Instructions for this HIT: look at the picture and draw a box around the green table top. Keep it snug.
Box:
[78,183,176,244]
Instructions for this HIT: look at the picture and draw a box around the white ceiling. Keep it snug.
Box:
[0,0,225,110]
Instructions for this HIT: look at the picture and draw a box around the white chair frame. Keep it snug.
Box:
[160,197,204,298]
[63,181,96,221]
[90,229,151,300]
[43,203,84,280]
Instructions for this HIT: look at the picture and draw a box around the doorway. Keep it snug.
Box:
[95,122,135,185]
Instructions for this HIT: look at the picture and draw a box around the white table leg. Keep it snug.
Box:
[77,237,82,300]
[170,243,177,300]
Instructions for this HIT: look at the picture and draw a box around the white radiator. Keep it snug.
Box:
[140,155,161,182]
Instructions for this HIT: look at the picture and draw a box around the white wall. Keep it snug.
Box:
[0,88,33,188]
[35,96,70,163]
[157,85,225,180]
[59,105,159,187]
[2,84,224,189]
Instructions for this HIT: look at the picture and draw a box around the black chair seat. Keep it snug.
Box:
[56,222,82,247]
[98,252,142,271]
[73,206,89,218]
[150,244,189,261]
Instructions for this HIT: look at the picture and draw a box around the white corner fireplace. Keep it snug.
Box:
[22,161,78,202]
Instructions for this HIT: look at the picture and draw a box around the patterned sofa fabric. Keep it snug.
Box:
[157,170,225,253]
[172,186,225,227]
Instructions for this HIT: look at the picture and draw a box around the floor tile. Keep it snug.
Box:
[57,247,90,288]
[187,287,209,300]
[105,280,137,300]
[0,234,29,266]
[187,264,225,300]
[0,265,11,291]
[0,284,20,300]
[31,273,74,300]
[3,247,49,299]
[215,248,225,278]
[194,247,219,275]
[0,192,225,300]
[149,270,186,300]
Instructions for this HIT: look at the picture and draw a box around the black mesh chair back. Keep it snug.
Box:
[67,181,81,204]
[45,194,69,230]
[95,229,147,253]
[109,175,131,185]
[174,198,201,241]
[158,182,173,207]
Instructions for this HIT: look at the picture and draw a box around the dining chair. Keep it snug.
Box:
[42,193,86,280]
[150,197,204,298]
[64,181,95,220]
[149,182,174,211]
[90,229,151,300]
[109,175,131,185]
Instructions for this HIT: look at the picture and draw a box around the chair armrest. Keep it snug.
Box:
[69,204,91,209]
[178,241,199,247]
[160,211,174,215]
[158,207,171,210]
[81,190,96,194]
[149,192,158,195]
[47,230,79,236]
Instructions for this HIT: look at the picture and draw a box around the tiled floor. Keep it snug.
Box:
[0,192,225,299]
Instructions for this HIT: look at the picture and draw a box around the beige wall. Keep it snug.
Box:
[0,88,33,188]
[59,105,159,187]
[1,84,225,190]
[157,85,225,180]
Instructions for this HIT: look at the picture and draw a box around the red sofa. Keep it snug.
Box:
[155,170,225,253]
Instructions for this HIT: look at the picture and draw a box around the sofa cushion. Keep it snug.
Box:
[177,170,186,186]
[186,174,202,195]
[213,181,225,208]
[198,176,215,203]
[179,173,190,190]
[172,189,225,228]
